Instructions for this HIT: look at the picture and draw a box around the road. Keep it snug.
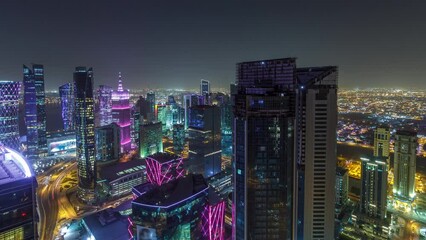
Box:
[37,161,77,240]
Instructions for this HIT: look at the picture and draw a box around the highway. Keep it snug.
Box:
[37,161,77,240]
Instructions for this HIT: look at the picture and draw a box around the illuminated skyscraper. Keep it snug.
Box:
[373,126,390,164]
[74,66,96,203]
[172,124,185,154]
[23,64,47,164]
[200,79,210,104]
[393,130,417,200]
[139,122,163,158]
[95,123,120,162]
[0,146,37,240]
[146,92,156,122]
[335,167,348,216]
[112,73,131,153]
[183,94,201,129]
[97,85,113,127]
[59,83,75,131]
[131,106,141,150]
[188,105,221,178]
[295,66,338,240]
[233,58,296,239]
[0,81,21,151]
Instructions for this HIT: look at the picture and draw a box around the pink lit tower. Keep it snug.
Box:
[112,72,131,153]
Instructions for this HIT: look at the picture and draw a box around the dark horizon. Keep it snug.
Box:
[1,1,426,91]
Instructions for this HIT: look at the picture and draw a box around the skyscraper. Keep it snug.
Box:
[74,67,96,203]
[95,123,120,162]
[97,85,113,127]
[59,83,75,131]
[0,81,21,151]
[233,58,297,239]
[295,66,338,240]
[335,167,348,216]
[374,126,390,163]
[172,124,185,154]
[0,146,38,240]
[131,106,141,150]
[139,122,163,158]
[146,92,156,122]
[360,156,388,219]
[200,79,210,105]
[23,64,47,164]
[393,130,417,200]
[183,94,201,129]
[187,105,222,178]
[111,73,131,153]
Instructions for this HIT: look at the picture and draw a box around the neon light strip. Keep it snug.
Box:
[3,147,32,177]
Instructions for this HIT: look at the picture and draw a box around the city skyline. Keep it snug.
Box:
[1,1,426,90]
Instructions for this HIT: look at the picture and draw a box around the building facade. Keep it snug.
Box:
[172,124,185,154]
[374,126,390,165]
[145,153,185,186]
[59,83,75,131]
[335,167,348,216]
[23,64,47,164]
[74,67,96,203]
[0,81,21,151]
[139,122,163,158]
[97,85,113,127]
[393,130,417,201]
[111,73,131,153]
[95,123,120,162]
[0,146,38,240]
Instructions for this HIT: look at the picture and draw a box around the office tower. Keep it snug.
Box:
[295,66,338,240]
[95,123,120,162]
[188,105,221,178]
[145,153,184,186]
[156,104,168,133]
[183,94,201,129]
[233,58,297,239]
[360,156,388,219]
[221,102,232,163]
[97,85,113,127]
[0,81,21,151]
[393,130,417,200]
[0,145,37,240]
[139,122,163,158]
[131,106,141,150]
[23,64,47,163]
[146,92,156,122]
[131,174,209,239]
[200,79,210,104]
[111,73,131,153]
[59,83,75,131]
[168,95,175,104]
[74,66,96,203]
[335,167,348,215]
[173,124,185,154]
[374,126,390,164]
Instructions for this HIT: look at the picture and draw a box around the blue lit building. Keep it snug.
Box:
[131,174,209,239]
[0,81,21,151]
[23,64,47,164]
[200,79,210,104]
[0,145,37,240]
[59,83,75,131]
[74,66,96,203]
[187,105,221,178]
[97,85,113,127]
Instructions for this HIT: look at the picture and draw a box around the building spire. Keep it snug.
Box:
[117,72,123,92]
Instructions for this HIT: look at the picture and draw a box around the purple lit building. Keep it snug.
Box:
[97,85,113,127]
[59,83,75,131]
[111,73,131,153]
[145,153,184,186]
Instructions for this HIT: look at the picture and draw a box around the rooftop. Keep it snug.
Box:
[146,152,180,164]
[396,130,417,137]
[82,208,129,240]
[296,66,337,86]
[134,174,208,208]
[99,159,145,183]
[0,146,33,185]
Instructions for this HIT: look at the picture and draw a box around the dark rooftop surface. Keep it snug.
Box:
[134,174,208,207]
[146,152,180,164]
[99,159,145,182]
[82,208,129,240]
[296,66,337,86]
[396,130,417,137]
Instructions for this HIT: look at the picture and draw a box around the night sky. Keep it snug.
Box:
[1,1,425,90]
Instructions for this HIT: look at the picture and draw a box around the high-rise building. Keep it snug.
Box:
[200,79,210,104]
[360,156,388,220]
[221,102,232,164]
[146,92,156,122]
[172,124,185,154]
[111,73,131,153]
[74,66,96,203]
[374,126,390,163]
[233,58,297,239]
[23,64,47,164]
[295,66,338,240]
[131,106,141,150]
[188,105,222,178]
[145,153,184,186]
[0,81,21,151]
[335,167,348,216]
[59,83,75,131]
[0,145,37,240]
[183,94,201,129]
[95,123,120,162]
[393,130,417,200]
[97,85,113,127]
[139,122,163,158]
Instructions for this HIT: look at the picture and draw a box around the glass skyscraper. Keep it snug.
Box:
[97,85,113,127]
[0,81,21,151]
[112,73,131,153]
[139,122,163,158]
[59,82,75,131]
[23,64,47,164]
[200,79,210,104]
[74,67,96,203]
